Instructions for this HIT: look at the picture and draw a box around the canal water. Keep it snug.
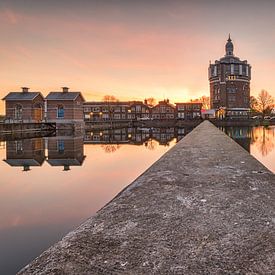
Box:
[0,126,274,274]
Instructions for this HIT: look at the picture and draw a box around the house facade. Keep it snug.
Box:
[45,87,85,124]
[129,101,151,120]
[151,100,175,120]
[83,101,130,121]
[2,87,45,122]
[83,100,151,122]
[175,103,202,119]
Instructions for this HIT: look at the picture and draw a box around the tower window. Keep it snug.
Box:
[227,75,236,80]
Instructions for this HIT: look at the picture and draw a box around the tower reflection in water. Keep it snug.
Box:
[220,126,252,153]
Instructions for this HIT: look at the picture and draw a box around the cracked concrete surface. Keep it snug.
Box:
[18,121,275,275]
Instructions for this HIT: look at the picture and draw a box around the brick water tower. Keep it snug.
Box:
[209,35,251,110]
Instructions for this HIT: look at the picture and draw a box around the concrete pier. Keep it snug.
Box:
[19,121,275,274]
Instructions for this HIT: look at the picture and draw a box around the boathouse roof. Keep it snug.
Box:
[2,92,42,101]
[46,92,84,101]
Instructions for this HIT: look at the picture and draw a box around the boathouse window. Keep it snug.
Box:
[57,105,64,118]
[57,140,65,154]
[14,104,23,120]
[15,140,23,154]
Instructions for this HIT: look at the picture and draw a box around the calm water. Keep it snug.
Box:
[0,126,274,274]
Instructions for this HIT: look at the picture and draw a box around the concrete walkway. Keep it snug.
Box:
[19,121,275,274]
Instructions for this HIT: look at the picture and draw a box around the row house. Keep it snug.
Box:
[84,99,203,121]
[175,103,202,119]
[83,101,130,121]
[129,101,150,120]
[151,100,175,120]
[83,100,151,121]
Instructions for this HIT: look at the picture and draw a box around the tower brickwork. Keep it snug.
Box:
[209,35,251,109]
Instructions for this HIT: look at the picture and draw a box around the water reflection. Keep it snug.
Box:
[84,127,193,149]
[221,126,275,157]
[1,126,187,274]
[0,125,274,274]
[3,135,86,171]
[4,138,45,171]
[251,127,275,157]
[47,136,86,171]
[221,126,275,173]
[220,126,251,153]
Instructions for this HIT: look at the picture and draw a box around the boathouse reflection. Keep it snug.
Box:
[46,136,86,171]
[4,138,45,171]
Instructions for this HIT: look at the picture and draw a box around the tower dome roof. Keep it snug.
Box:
[225,34,234,56]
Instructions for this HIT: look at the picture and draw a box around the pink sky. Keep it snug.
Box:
[1,0,275,113]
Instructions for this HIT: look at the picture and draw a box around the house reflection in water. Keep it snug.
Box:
[84,127,195,148]
[46,136,85,171]
[4,138,45,171]
[220,126,252,152]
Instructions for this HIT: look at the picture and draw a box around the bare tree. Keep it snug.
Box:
[256,90,274,118]
[101,144,121,153]
[145,97,157,106]
[190,96,210,109]
[250,96,258,112]
[102,95,118,122]
[102,95,119,102]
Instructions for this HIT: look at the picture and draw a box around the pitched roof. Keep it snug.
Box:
[154,101,175,108]
[84,101,129,106]
[47,157,85,166]
[46,92,84,101]
[2,92,42,101]
[3,159,44,166]
[175,102,203,105]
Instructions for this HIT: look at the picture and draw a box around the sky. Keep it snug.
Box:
[1,0,275,113]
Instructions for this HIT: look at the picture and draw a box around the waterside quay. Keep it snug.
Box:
[0,122,55,135]
[19,121,275,274]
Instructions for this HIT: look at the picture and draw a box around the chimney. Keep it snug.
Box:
[144,99,148,105]
[22,87,29,93]
[62,87,69,93]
